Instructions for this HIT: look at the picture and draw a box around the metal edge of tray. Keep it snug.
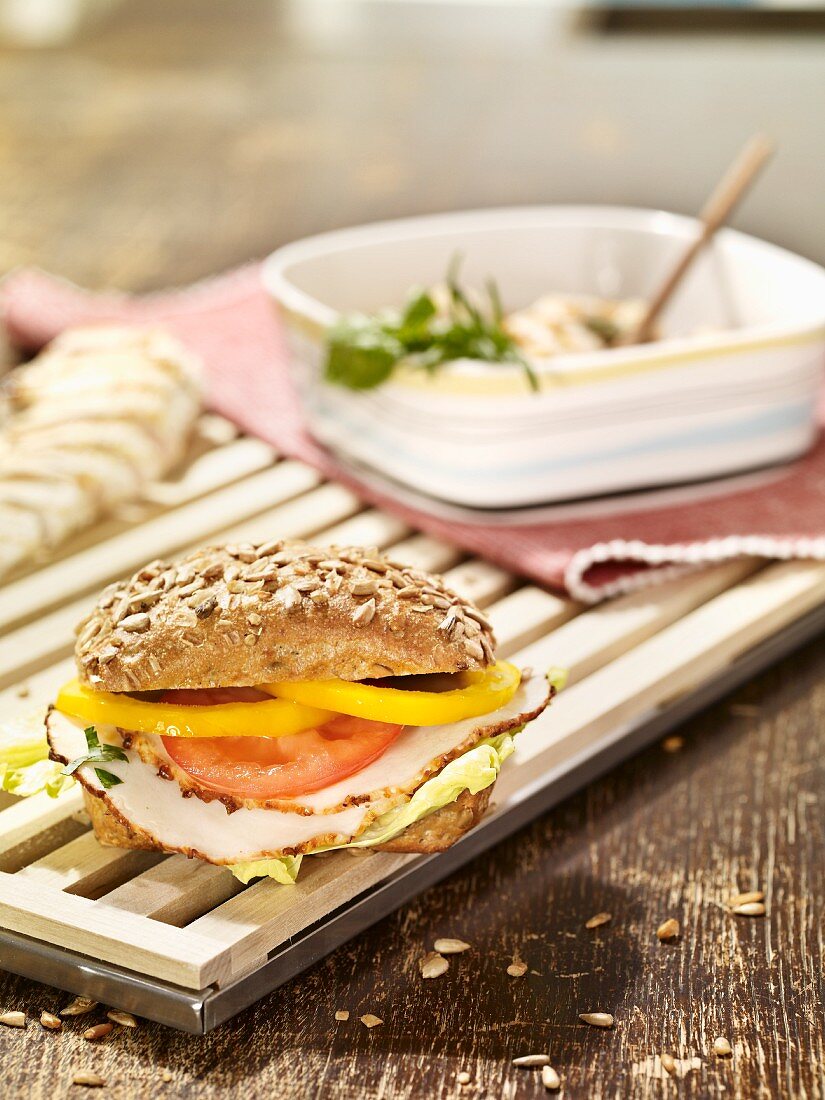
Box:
[2,599,824,1034]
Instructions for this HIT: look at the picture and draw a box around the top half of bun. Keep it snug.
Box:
[74,540,497,693]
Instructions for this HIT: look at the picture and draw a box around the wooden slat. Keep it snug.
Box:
[18,831,161,896]
[495,559,825,801]
[0,462,322,632]
[386,533,464,574]
[318,509,410,549]
[104,857,243,925]
[443,558,517,607]
[187,851,414,977]
[490,586,581,656]
[0,873,233,987]
[513,558,760,687]
[141,436,276,507]
[0,787,85,873]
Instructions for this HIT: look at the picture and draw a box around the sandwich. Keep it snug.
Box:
[46,540,553,882]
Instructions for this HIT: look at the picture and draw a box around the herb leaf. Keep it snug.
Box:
[62,726,128,778]
[324,258,539,393]
[94,768,123,789]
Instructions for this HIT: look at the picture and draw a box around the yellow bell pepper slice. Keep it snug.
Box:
[54,679,335,740]
[261,660,521,727]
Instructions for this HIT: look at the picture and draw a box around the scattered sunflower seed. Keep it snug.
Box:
[106,1010,137,1028]
[728,890,764,908]
[72,1073,106,1088]
[334,1010,349,1022]
[656,918,680,942]
[661,1053,677,1076]
[433,938,471,955]
[40,1011,62,1031]
[0,1010,25,1028]
[161,1070,173,1083]
[506,961,528,978]
[585,911,612,930]
[83,1023,114,1041]
[457,1071,471,1085]
[512,1054,550,1067]
[360,1014,383,1029]
[60,997,98,1017]
[732,902,766,917]
[541,1064,562,1090]
[579,1012,614,1028]
[661,735,684,753]
[419,952,450,979]
[713,1036,733,1057]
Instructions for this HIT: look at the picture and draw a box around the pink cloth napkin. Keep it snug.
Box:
[4,264,825,602]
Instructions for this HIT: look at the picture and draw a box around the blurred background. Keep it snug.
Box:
[0,0,823,292]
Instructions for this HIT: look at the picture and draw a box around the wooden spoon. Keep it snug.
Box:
[631,133,775,345]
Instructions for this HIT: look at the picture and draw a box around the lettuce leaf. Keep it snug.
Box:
[229,854,303,885]
[0,709,75,799]
[230,730,520,882]
[326,730,516,851]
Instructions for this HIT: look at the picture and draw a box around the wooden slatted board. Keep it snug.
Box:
[2,415,825,1031]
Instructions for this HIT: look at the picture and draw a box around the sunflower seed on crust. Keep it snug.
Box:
[0,1011,25,1028]
[713,1036,732,1057]
[279,585,302,610]
[351,578,379,595]
[506,961,528,977]
[335,1010,349,1021]
[360,1014,383,1028]
[40,1011,62,1030]
[352,599,376,626]
[119,612,150,633]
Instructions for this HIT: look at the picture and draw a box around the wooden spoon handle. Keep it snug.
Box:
[634,133,775,344]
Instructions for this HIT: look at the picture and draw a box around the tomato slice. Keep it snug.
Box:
[159,688,403,799]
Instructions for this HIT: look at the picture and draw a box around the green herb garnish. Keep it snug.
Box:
[62,726,127,789]
[325,258,539,393]
[582,314,620,345]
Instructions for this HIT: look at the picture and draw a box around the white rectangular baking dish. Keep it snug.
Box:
[263,207,825,508]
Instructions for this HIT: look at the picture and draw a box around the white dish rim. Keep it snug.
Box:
[262,204,825,381]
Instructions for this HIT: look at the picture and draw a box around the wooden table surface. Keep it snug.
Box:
[1,4,823,1097]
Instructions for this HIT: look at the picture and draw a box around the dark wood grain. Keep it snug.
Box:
[0,3,823,1097]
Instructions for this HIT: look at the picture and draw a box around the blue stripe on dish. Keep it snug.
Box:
[314,395,814,484]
